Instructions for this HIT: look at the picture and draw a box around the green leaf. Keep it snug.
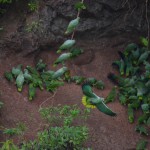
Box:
[75,2,86,11]
[140,37,149,47]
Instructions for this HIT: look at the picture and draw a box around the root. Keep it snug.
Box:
[39,90,57,109]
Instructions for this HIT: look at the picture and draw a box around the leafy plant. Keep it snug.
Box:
[3,123,27,136]
[39,104,91,126]
[0,140,19,150]
[28,0,38,12]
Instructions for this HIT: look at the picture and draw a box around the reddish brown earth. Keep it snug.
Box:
[0,37,150,150]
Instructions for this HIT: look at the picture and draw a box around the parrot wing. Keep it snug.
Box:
[95,101,117,116]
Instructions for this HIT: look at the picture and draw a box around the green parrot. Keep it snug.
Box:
[94,80,105,90]
[82,84,117,116]
[123,43,138,56]
[41,70,55,82]
[86,77,97,86]
[45,80,64,92]
[118,59,125,75]
[24,69,32,83]
[32,77,44,90]
[70,47,84,57]
[52,67,68,80]
[138,51,150,65]
[4,72,14,82]
[128,104,134,123]
[36,59,47,72]
[71,76,86,84]
[57,40,76,53]
[28,83,36,101]
[16,71,25,92]
[53,53,73,66]
[12,64,22,78]
[65,17,80,35]
[105,87,117,104]
[26,66,40,77]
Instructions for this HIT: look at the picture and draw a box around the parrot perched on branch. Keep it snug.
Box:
[65,17,80,35]
[57,40,75,53]
[82,84,117,116]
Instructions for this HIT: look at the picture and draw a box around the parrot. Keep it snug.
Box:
[82,84,117,116]
[123,43,138,56]
[71,76,86,84]
[52,67,68,80]
[107,73,126,87]
[136,139,148,150]
[32,77,44,90]
[4,72,14,82]
[94,80,105,90]
[16,71,25,92]
[86,77,97,86]
[138,114,149,124]
[12,64,22,78]
[28,83,36,101]
[45,80,64,92]
[135,81,148,100]
[41,70,55,82]
[138,51,150,65]
[26,66,40,77]
[105,87,117,104]
[118,93,127,105]
[131,48,140,64]
[57,40,76,53]
[36,59,47,72]
[65,17,80,35]
[53,53,73,66]
[24,69,32,83]
[128,104,134,123]
[70,47,84,57]
[141,104,149,114]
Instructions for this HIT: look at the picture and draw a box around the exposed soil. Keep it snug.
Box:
[0,36,149,150]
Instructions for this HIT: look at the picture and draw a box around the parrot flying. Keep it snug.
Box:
[57,40,75,53]
[82,84,117,116]
[65,17,80,35]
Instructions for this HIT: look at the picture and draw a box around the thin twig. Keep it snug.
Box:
[71,0,84,40]
[146,0,150,45]
[39,91,57,109]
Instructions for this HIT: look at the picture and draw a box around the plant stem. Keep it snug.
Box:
[71,0,84,40]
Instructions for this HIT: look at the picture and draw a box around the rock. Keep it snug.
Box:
[0,0,149,58]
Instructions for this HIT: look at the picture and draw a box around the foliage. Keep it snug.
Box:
[39,104,91,126]
[21,105,90,150]
[26,21,40,33]
[0,140,19,150]
[0,0,12,4]
[108,38,150,148]
[3,123,27,136]
[28,0,38,12]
